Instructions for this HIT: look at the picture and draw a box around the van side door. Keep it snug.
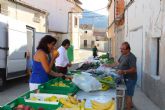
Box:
[6,20,27,79]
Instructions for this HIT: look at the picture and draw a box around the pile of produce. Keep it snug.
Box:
[14,104,44,110]
[30,96,58,102]
[57,95,86,110]
[58,96,115,110]
[91,98,115,110]
[99,58,114,65]
[99,76,114,83]
[85,69,104,77]
[51,81,70,87]
[44,96,58,102]
[98,76,115,89]
[77,62,100,71]
[101,83,111,91]
[67,70,81,75]
[99,54,109,59]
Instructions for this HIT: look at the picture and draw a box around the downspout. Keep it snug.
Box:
[107,2,110,55]
[114,0,116,59]
[15,2,18,20]
[68,11,72,42]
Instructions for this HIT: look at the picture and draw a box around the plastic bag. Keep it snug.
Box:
[96,65,113,74]
[72,72,102,92]
[84,56,100,64]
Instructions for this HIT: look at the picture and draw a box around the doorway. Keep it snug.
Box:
[26,26,35,56]
[129,27,143,87]
[84,40,87,48]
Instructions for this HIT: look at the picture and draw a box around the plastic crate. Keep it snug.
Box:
[116,84,126,110]
[39,86,79,95]
[38,78,79,95]
[20,90,35,99]
[21,92,68,105]
[1,97,61,110]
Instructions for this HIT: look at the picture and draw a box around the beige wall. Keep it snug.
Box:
[108,0,116,58]
[80,30,96,48]
[108,0,125,60]
[108,0,115,32]
[0,1,47,32]
[95,41,108,52]
[114,26,125,59]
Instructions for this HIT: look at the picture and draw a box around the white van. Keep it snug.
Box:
[0,15,34,91]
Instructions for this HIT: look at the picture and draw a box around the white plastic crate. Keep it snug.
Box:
[25,93,68,105]
[116,84,126,110]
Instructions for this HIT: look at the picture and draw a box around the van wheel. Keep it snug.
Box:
[0,70,6,92]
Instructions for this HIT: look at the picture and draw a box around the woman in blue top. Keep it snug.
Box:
[29,35,64,91]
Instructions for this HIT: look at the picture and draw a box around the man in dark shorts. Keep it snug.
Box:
[117,42,137,110]
[105,42,137,110]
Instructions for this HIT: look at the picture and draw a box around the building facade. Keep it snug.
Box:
[107,0,115,58]
[79,24,108,51]
[69,1,83,49]
[124,0,165,109]
[79,24,96,49]
[21,0,83,46]
[0,0,48,32]
[107,0,125,59]
[108,0,165,109]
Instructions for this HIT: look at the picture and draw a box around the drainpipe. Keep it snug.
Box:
[114,0,116,59]
[68,11,72,42]
[15,2,18,20]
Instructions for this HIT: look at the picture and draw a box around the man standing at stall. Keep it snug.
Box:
[55,39,72,75]
[105,42,137,110]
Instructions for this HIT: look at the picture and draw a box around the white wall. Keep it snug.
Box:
[22,0,74,33]
[125,0,161,76]
[95,41,108,52]
[72,13,81,49]
[124,0,165,108]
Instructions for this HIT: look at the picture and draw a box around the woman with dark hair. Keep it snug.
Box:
[29,35,64,91]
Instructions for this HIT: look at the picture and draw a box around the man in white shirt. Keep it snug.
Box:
[55,39,71,74]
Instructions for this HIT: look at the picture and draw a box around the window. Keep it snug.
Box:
[151,38,160,76]
[84,40,87,47]
[33,13,40,23]
[74,17,78,27]
[0,4,1,13]
[156,38,160,76]
[0,3,8,16]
